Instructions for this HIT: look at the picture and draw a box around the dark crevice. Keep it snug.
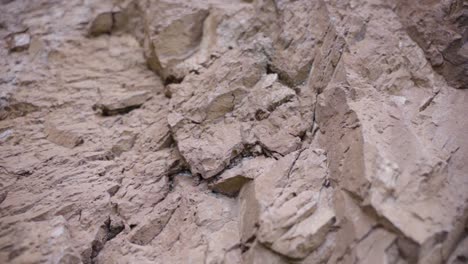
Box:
[457,255,468,263]
[202,142,282,189]
[92,104,143,116]
[355,224,383,244]
[255,142,284,159]
[266,93,295,112]
[110,12,117,33]
[241,235,257,253]
[106,218,124,242]
[204,144,258,185]
[165,154,192,191]
[419,90,440,112]
[262,148,309,212]
[0,191,7,205]
[168,174,175,191]
[82,216,124,264]
[265,63,297,88]
[286,148,305,179]
[163,74,185,86]
[266,63,276,75]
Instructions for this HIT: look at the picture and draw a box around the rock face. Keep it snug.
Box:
[0,0,467,264]
[395,0,468,89]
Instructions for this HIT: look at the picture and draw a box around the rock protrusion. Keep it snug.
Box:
[6,31,30,52]
[45,123,84,148]
[88,11,128,37]
[92,91,152,116]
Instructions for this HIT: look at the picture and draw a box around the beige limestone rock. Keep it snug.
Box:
[0,216,81,264]
[0,98,38,120]
[140,0,254,83]
[253,148,336,259]
[6,32,30,52]
[111,131,136,156]
[89,12,114,36]
[128,194,180,245]
[209,156,275,196]
[45,122,84,148]
[237,147,338,260]
[242,241,288,264]
[1,0,468,263]
[210,175,251,197]
[395,0,468,89]
[266,0,331,86]
[93,90,152,116]
[448,236,468,264]
[170,119,244,179]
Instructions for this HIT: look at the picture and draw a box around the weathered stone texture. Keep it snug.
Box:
[0,0,467,263]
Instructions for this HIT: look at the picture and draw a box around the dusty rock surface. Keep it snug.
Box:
[0,0,467,264]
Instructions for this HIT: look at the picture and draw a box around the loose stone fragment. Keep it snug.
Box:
[6,32,30,52]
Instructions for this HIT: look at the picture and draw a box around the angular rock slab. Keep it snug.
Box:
[45,122,84,148]
[93,91,152,116]
[209,156,276,197]
[239,148,337,259]
[6,32,31,52]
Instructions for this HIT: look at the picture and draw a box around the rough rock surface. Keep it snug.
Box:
[395,0,468,89]
[0,0,467,264]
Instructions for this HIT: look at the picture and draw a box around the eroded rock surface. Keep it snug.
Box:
[395,0,468,89]
[0,0,467,263]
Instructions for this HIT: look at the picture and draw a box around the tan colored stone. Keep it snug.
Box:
[128,195,180,246]
[1,0,468,263]
[45,123,84,148]
[111,131,136,156]
[242,241,288,264]
[448,236,468,264]
[210,175,251,197]
[93,91,152,116]
[6,32,30,52]
[209,156,275,197]
[254,148,336,259]
[355,228,397,264]
[89,12,113,36]
[0,216,81,264]
[395,0,468,89]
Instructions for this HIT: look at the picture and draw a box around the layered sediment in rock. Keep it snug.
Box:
[0,0,467,263]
